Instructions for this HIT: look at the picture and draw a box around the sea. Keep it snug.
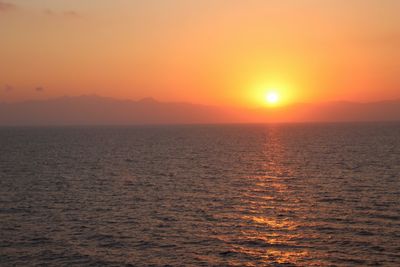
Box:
[1,123,399,266]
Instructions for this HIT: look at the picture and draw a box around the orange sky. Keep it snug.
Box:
[1,0,399,107]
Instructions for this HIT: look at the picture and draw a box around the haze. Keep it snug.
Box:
[1,0,400,112]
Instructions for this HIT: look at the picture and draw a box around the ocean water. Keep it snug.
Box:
[1,123,399,266]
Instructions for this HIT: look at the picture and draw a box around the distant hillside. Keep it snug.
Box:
[0,96,232,125]
[254,100,400,123]
[0,95,399,125]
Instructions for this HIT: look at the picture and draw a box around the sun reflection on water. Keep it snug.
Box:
[243,216,298,231]
[232,126,311,265]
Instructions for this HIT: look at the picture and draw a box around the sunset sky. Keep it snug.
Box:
[1,0,399,107]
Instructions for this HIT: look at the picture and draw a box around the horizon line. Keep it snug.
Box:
[2,93,400,108]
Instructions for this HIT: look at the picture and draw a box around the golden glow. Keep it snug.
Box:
[247,78,298,108]
[266,91,280,105]
[0,1,399,107]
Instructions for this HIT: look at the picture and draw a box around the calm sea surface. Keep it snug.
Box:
[1,123,399,266]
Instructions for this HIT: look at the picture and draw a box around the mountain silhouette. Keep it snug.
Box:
[0,95,399,125]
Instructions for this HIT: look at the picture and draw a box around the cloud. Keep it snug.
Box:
[35,87,44,92]
[43,8,54,16]
[1,2,82,19]
[63,10,82,19]
[4,84,13,92]
[0,1,17,12]
[1,2,83,20]
[43,8,82,19]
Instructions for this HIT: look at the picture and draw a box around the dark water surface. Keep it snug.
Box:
[1,123,400,266]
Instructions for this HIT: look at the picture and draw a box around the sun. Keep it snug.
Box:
[265,91,280,105]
